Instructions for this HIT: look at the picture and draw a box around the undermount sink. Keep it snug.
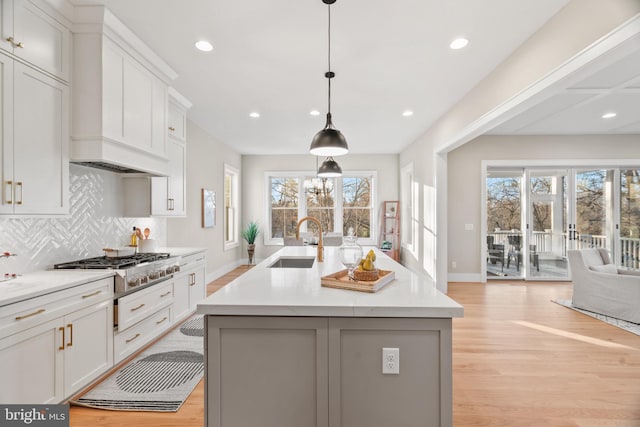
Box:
[268,256,316,269]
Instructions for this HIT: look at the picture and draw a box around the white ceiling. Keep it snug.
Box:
[69,0,570,154]
[490,33,640,135]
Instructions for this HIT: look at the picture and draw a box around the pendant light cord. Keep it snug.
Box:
[327,3,332,114]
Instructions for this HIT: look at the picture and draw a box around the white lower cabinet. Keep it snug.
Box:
[173,252,206,322]
[0,278,113,403]
[0,317,63,403]
[63,301,113,396]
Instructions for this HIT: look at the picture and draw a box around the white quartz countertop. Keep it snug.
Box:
[159,247,207,258]
[0,270,115,307]
[197,246,463,318]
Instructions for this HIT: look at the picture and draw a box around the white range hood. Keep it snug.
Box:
[71,6,178,176]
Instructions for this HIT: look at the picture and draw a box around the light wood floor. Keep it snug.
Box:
[70,271,640,427]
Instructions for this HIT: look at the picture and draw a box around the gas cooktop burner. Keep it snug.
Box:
[54,253,171,270]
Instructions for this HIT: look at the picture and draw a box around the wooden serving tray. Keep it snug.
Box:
[321,269,395,293]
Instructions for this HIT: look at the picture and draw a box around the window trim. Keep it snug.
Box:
[264,170,377,246]
[224,163,240,251]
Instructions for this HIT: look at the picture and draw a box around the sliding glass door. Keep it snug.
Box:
[485,166,626,281]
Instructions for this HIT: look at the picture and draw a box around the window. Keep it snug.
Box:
[265,171,376,245]
[401,163,417,255]
[224,164,240,250]
[270,177,299,238]
[342,176,372,238]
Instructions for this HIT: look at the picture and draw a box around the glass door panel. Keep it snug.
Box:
[575,170,608,250]
[620,169,640,269]
[486,170,523,278]
[527,171,569,279]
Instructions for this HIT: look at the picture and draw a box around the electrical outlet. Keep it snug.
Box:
[382,348,399,374]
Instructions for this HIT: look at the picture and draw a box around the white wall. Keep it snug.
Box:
[242,154,399,262]
[448,134,640,281]
[399,0,640,291]
[166,120,242,281]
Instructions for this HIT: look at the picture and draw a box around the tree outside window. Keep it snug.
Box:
[270,177,299,238]
[343,176,371,238]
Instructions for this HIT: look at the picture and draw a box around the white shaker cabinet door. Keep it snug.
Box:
[0,51,13,214]
[63,300,113,397]
[13,61,68,214]
[188,265,206,311]
[12,0,71,81]
[0,317,64,404]
[151,138,185,216]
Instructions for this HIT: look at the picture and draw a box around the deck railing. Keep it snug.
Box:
[487,231,640,269]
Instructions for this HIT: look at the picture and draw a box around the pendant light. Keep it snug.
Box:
[310,0,348,161]
[317,156,342,178]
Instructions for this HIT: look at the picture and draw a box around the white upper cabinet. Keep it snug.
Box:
[0,0,71,82]
[0,22,69,215]
[124,88,190,217]
[167,97,187,142]
[72,6,177,176]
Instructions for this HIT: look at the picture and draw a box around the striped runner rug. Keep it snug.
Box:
[552,299,640,336]
[71,315,204,412]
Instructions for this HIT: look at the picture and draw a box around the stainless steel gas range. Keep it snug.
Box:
[54,252,181,297]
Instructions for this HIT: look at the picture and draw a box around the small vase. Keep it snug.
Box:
[247,243,256,265]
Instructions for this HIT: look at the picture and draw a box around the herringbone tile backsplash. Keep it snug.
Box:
[0,164,166,273]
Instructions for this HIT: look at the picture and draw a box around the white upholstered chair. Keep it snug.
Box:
[568,248,640,323]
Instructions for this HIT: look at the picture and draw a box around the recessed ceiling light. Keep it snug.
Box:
[602,112,617,119]
[310,110,321,116]
[249,112,260,118]
[402,110,414,117]
[449,37,469,50]
[194,40,213,52]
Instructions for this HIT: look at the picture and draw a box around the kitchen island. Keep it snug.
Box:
[197,246,463,427]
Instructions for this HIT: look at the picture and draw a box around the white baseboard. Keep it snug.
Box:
[448,273,482,283]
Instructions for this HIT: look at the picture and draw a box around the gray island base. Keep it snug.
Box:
[197,246,463,427]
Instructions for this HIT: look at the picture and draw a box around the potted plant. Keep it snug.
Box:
[241,220,260,264]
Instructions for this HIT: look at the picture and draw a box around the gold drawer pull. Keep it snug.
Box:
[160,291,171,297]
[6,36,23,48]
[15,181,22,205]
[6,180,12,204]
[125,333,141,343]
[15,308,45,320]
[156,316,168,325]
[67,323,73,347]
[82,290,102,299]
[168,126,176,131]
[131,303,145,312]
[58,327,65,350]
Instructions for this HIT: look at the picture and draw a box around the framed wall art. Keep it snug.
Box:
[202,189,216,228]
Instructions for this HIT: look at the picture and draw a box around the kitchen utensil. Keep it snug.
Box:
[144,228,150,239]
[103,247,136,258]
[135,228,143,240]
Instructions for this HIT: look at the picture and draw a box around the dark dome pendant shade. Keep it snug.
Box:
[310,0,348,163]
[317,156,343,178]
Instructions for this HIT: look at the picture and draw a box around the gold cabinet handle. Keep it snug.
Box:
[15,181,22,205]
[131,303,145,312]
[155,316,168,325]
[67,323,73,347]
[189,272,197,286]
[82,290,102,299]
[59,327,65,350]
[125,333,141,343]
[168,126,176,131]
[5,180,12,204]
[160,291,171,297]
[15,308,45,320]
[6,36,22,48]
